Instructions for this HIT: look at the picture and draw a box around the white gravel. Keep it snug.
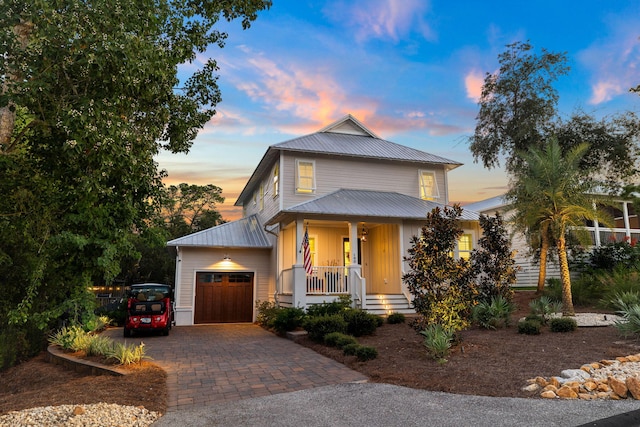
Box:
[0,402,160,427]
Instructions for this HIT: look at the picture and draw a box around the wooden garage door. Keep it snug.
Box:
[195,272,254,323]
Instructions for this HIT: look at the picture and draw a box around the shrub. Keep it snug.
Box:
[48,325,88,351]
[306,296,351,317]
[615,304,640,338]
[550,317,578,332]
[255,300,279,328]
[271,307,306,334]
[525,314,544,324]
[107,342,149,365]
[589,241,640,271]
[387,312,406,324]
[355,345,378,361]
[0,324,43,371]
[529,296,561,324]
[85,335,113,357]
[343,309,379,337]
[323,332,357,349]
[342,343,360,356]
[608,291,640,313]
[375,315,385,327]
[302,314,347,342]
[420,324,454,362]
[472,295,515,329]
[517,319,541,335]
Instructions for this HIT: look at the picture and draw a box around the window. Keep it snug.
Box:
[457,233,473,259]
[296,160,315,193]
[259,184,264,211]
[419,170,439,200]
[273,163,279,197]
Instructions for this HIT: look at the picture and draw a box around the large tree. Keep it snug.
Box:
[0,0,270,366]
[507,139,610,315]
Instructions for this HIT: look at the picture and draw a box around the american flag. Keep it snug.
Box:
[302,228,312,275]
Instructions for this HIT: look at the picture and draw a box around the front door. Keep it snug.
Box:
[195,272,254,323]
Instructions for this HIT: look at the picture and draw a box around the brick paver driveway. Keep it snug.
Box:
[105,324,367,412]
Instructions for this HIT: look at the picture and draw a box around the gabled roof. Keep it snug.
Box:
[166,215,271,248]
[266,189,479,225]
[236,114,463,206]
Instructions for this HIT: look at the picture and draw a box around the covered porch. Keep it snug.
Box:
[274,218,413,314]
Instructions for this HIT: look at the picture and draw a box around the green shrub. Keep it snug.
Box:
[342,343,360,356]
[48,325,88,351]
[608,291,640,313]
[255,300,280,328]
[0,324,44,371]
[375,315,385,327]
[306,296,351,317]
[472,295,515,329]
[387,313,406,324]
[615,304,640,338]
[302,314,347,342]
[529,296,561,324]
[271,307,306,334]
[420,324,454,362]
[85,335,113,357]
[355,345,378,361]
[525,314,544,324]
[517,319,541,335]
[343,309,379,337]
[323,332,357,349]
[107,342,150,365]
[549,317,578,332]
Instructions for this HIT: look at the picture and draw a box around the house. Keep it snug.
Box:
[465,194,640,287]
[167,115,480,325]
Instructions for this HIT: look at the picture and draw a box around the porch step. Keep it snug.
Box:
[364,294,415,316]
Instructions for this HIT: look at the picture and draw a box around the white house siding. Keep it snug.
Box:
[243,161,281,225]
[280,154,448,210]
[174,247,272,325]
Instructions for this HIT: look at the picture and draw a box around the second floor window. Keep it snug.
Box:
[273,163,279,197]
[296,160,315,194]
[419,170,439,201]
[259,184,264,211]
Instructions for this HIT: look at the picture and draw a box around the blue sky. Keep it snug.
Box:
[156,0,640,220]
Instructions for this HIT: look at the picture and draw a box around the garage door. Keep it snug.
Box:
[195,272,254,323]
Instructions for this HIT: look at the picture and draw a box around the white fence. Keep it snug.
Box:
[306,266,349,294]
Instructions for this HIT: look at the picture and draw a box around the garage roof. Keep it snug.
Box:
[166,215,271,248]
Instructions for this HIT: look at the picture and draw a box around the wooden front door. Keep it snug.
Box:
[195,272,254,323]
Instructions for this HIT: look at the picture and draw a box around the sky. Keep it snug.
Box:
[156,0,640,221]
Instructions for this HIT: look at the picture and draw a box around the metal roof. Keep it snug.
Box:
[166,215,271,248]
[267,189,479,224]
[274,132,462,165]
[463,195,510,214]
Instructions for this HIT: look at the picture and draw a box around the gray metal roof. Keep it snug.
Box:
[463,195,510,214]
[274,132,462,166]
[166,215,271,248]
[268,189,479,223]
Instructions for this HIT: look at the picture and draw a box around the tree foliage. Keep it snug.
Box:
[470,41,640,189]
[403,205,476,331]
[0,0,269,368]
[507,139,611,315]
[470,213,516,303]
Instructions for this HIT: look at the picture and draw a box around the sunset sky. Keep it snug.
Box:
[156,0,640,221]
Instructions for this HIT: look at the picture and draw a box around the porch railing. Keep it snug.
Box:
[307,266,349,294]
[574,227,640,246]
[281,268,294,294]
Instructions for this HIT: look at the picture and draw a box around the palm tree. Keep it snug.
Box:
[507,138,610,315]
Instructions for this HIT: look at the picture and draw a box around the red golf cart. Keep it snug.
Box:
[123,283,174,337]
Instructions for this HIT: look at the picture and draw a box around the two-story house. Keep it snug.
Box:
[167,115,480,325]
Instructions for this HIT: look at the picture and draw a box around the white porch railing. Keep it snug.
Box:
[306,266,349,294]
[575,227,640,247]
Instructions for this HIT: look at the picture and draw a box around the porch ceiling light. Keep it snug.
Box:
[223,254,231,261]
[361,227,368,242]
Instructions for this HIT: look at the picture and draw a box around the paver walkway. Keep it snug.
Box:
[105,325,367,412]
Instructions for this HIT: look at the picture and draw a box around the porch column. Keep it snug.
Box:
[593,202,601,247]
[623,201,632,240]
[293,217,307,308]
[349,221,362,308]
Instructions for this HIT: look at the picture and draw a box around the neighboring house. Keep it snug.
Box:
[167,115,480,325]
[465,194,640,287]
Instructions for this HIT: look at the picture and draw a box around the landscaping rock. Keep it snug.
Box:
[528,352,640,400]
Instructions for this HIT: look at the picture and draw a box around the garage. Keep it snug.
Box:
[195,272,254,323]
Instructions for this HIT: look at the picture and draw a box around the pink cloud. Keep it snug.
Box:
[464,70,484,103]
[589,80,624,105]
